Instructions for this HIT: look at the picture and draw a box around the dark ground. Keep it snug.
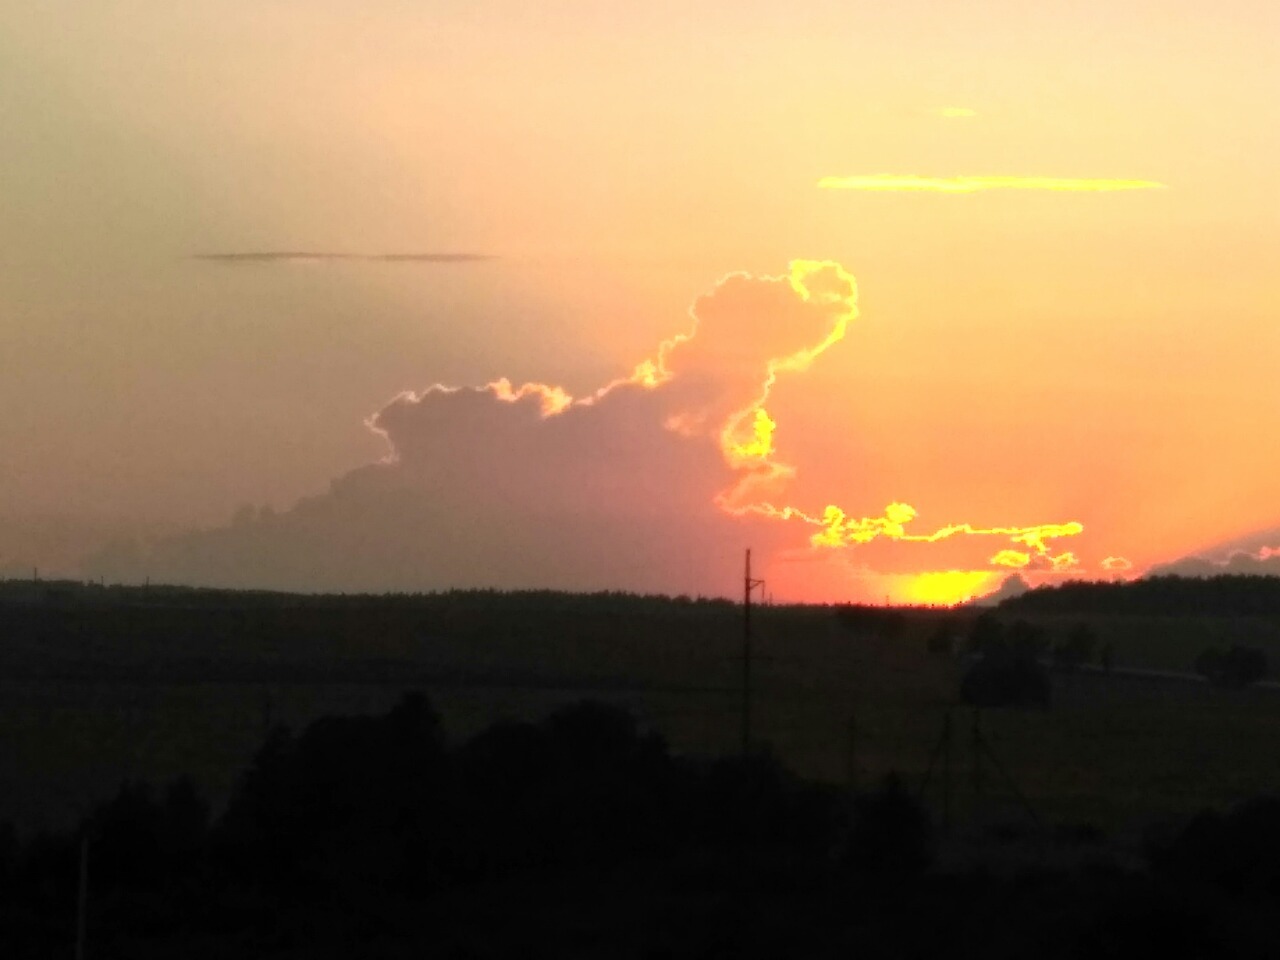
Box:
[5,580,1280,955]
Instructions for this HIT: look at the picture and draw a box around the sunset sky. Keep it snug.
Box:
[2,1,1277,603]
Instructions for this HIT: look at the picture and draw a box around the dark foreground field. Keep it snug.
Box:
[4,581,1280,836]
[5,684,1280,958]
[6,581,1280,955]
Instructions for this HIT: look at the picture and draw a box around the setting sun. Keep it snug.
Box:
[899,570,1002,607]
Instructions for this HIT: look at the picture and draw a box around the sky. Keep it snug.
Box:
[1,1,1277,603]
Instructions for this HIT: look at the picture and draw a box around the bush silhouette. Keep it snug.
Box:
[1151,796,1280,894]
[925,620,957,656]
[847,775,935,875]
[1053,623,1098,670]
[964,613,1005,655]
[218,692,449,891]
[0,691,914,955]
[1007,620,1048,660]
[453,701,677,874]
[960,647,1051,708]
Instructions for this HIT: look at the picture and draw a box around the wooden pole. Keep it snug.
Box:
[972,708,983,803]
[942,710,952,832]
[742,549,752,756]
[846,708,857,792]
[75,833,89,960]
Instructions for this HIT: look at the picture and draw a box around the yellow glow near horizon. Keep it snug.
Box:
[901,570,1000,607]
[818,175,1167,193]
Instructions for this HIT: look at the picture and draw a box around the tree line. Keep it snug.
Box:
[1000,575,1280,617]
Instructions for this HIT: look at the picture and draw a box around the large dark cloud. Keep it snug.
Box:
[87,264,856,596]
[1146,527,1280,578]
[1147,550,1280,579]
[91,387,752,595]
[190,252,494,264]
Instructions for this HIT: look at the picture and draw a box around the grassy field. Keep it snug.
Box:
[3,591,1280,837]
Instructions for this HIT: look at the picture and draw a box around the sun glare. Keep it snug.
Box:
[899,570,1000,607]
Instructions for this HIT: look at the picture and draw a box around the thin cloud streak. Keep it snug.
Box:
[190,252,495,264]
[818,175,1166,193]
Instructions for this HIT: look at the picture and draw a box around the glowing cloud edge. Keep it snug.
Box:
[369,260,1102,594]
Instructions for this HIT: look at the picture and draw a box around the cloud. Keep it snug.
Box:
[88,261,1095,600]
[734,498,1083,574]
[989,547,1080,572]
[190,252,494,264]
[818,175,1166,193]
[973,573,1032,607]
[988,547,1080,570]
[1141,524,1280,579]
[89,263,853,595]
[793,503,1082,559]
[1101,555,1134,572]
[1147,547,1280,579]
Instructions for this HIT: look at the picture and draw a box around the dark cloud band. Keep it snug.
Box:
[190,252,495,264]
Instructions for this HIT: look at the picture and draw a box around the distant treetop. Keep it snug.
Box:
[998,575,1280,617]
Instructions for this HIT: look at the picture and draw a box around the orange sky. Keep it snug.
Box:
[1,2,1277,602]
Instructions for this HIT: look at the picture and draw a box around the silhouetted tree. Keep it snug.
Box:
[1001,574,1280,617]
[965,613,1006,655]
[925,620,958,656]
[836,604,909,641]
[453,701,677,873]
[847,775,935,875]
[218,692,449,894]
[1151,796,1280,894]
[1008,620,1048,659]
[960,647,1051,708]
[1054,623,1098,670]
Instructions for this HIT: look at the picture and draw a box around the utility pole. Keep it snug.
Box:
[942,710,952,832]
[846,709,858,792]
[75,833,89,960]
[742,549,765,756]
[918,709,954,831]
[972,708,983,803]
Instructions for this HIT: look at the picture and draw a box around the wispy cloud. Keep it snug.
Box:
[190,252,495,264]
[818,175,1166,193]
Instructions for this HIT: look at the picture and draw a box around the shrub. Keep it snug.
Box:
[961,648,1051,708]
[846,774,935,876]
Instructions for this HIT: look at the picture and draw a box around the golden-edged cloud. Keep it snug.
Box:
[818,175,1166,193]
[102,260,1108,602]
[381,262,1092,588]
